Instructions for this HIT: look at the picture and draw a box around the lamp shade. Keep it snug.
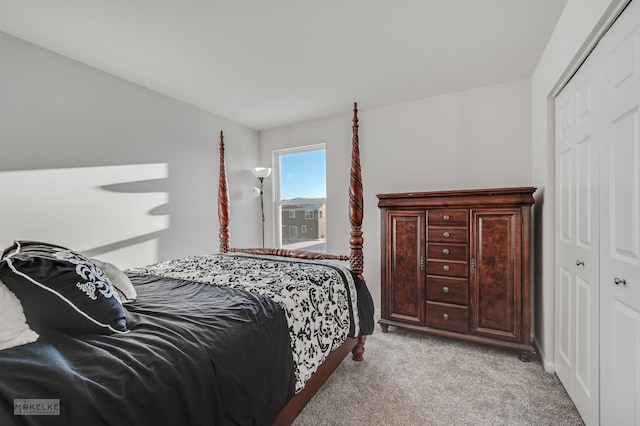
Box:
[251,167,272,178]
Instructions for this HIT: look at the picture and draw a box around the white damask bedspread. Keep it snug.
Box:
[127,253,360,393]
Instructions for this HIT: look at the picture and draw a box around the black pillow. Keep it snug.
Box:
[0,241,128,335]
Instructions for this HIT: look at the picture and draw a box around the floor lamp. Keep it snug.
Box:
[251,167,271,248]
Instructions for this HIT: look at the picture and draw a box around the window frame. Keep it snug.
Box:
[272,143,326,249]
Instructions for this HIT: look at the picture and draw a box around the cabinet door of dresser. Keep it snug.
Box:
[470,209,522,342]
[382,210,425,325]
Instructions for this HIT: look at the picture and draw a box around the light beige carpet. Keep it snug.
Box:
[293,327,583,426]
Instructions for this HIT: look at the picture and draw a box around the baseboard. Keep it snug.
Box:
[532,336,555,373]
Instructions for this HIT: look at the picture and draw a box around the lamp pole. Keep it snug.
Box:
[252,167,271,248]
[258,176,265,248]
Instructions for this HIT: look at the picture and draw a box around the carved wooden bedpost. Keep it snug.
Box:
[349,103,366,361]
[218,131,230,253]
[349,103,364,280]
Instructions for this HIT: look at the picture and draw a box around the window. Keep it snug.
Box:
[275,145,326,252]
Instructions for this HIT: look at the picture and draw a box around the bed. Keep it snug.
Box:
[0,103,373,426]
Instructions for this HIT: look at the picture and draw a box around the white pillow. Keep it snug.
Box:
[91,259,137,303]
[0,278,39,350]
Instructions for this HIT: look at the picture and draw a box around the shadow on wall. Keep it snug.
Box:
[0,163,169,269]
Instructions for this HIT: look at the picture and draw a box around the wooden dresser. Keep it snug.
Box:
[377,187,536,361]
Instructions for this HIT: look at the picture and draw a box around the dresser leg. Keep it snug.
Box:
[518,350,533,362]
[380,323,389,333]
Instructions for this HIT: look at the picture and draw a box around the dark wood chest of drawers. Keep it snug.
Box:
[377,187,536,361]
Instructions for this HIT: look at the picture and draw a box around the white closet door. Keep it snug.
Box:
[599,1,640,424]
[555,50,601,426]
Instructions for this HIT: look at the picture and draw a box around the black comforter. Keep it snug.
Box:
[0,275,296,426]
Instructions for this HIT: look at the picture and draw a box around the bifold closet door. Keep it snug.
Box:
[598,0,640,423]
[555,49,600,426]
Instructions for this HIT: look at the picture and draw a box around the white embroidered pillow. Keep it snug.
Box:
[0,278,39,350]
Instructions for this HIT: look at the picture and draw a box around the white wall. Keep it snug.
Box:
[531,0,629,371]
[7,0,627,372]
[260,79,533,313]
[0,32,261,269]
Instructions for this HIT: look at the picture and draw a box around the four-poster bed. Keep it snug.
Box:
[218,102,371,424]
[0,103,372,426]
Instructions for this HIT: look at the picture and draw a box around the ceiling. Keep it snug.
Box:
[0,1,567,131]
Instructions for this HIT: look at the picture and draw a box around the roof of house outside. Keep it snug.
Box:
[282,198,325,209]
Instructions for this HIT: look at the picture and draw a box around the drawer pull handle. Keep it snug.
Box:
[443,248,450,255]
[443,286,450,294]
[442,313,449,320]
[614,277,627,285]
[443,215,450,221]
[443,265,450,272]
[443,232,450,238]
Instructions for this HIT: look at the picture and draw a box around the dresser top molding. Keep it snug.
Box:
[377,187,537,208]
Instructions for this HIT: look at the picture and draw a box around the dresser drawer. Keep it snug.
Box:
[427,243,467,261]
[427,260,468,277]
[426,276,468,305]
[426,302,468,333]
[428,209,469,226]
[427,226,468,243]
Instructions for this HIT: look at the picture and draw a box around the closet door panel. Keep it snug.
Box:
[573,136,598,406]
[601,57,640,426]
[574,275,595,395]
[556,88,576,388]
[609,112,639,261]
[600,1,640,424]
[576,138,595,252]
[554,49,600,426]
[558,144,574,245]
[557,267,573,368]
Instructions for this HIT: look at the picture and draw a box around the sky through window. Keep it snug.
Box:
[280,149,326,200]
